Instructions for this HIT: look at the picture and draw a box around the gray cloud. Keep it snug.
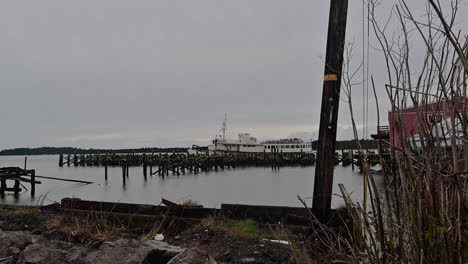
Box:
[0,0,466,149]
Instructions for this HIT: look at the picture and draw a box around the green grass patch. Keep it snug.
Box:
[201,217,268,239]
[13,208,41,216]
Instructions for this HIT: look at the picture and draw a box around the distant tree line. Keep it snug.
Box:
[0,139,379,156]
[0,147,188,156]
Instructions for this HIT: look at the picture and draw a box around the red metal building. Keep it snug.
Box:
[388,98,468,148]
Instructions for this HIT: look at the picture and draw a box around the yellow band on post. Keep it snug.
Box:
[324,74,338,81]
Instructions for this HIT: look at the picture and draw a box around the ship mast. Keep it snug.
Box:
[221,113,227,140]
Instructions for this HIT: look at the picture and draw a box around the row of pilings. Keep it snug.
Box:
[58,150,387,177]
[59,152,317,174]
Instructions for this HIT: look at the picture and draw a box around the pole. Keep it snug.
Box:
[31,170,35,197]
[312,0,349,223]
[104,154,108,181]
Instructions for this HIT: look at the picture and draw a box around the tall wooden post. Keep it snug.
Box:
[312,0,349,222]
[0,179,6,195]
[104,154,108,180]
[14,171,20,195]
[126,154,130,178]
[122,166,126,184]
[143,153,147,180]
[341,148,344,164]
[31,170,36,197]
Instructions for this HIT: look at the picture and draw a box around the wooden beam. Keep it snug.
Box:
[35,175,93,184]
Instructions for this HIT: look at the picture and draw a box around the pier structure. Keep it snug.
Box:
[0,167,40,196]
[59,152,316,176]
[57,151,387,178]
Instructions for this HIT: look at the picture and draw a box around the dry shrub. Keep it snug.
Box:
[340,1,468,263]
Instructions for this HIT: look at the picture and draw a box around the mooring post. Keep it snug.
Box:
[351,149,354,170]
[312,0,349,223]
[341,148,345,164]
[23,156,28,170]
[104,154,108,180]
[126,154,130,178]
[122,166,126,184]
[67,154,71,166]
[14,171,20,195]
[143,153,147,180]
[59,154,63,167]
[31,169,36,197]
[0,179,5,195]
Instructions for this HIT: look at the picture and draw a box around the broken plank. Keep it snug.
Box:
[35,176,93,184]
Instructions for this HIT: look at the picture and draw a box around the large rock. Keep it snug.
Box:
[167,248,217,264]
[142,240,185,263]
[0,229,39,259]
[16,238,86,264]
[0,229,184,264]
[82,239,183,264]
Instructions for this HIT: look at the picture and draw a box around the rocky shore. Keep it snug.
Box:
[0,206,295,264]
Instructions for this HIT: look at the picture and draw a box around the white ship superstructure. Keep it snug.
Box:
[208,134,314,154]
[262,138,313,153]
[208,133,264,154]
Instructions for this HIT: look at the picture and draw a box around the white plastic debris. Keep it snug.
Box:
[262,238,290,245]
[154,234,165,241]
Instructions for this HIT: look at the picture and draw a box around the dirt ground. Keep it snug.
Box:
[168,229,294,264]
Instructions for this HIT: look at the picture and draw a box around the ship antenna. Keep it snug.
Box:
[221,113,227,140]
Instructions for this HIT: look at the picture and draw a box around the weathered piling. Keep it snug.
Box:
[56,150,388,178]
[142,153,147,180]
[122,166,126,184]
[104,155,108,180]
[13,173,20,195]
[126,154,130,177]
[31,170,35,196]
[0,179,6,195]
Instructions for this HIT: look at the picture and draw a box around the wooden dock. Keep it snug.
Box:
[57,151,388,179]
[0,167,40,196]
[58,152,317,175]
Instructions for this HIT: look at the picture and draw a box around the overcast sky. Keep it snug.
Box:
[0,0,466,149]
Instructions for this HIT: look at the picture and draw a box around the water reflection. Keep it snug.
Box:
[0,155,380,208]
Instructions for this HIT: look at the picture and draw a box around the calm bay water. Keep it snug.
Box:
[0,155,375,208]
